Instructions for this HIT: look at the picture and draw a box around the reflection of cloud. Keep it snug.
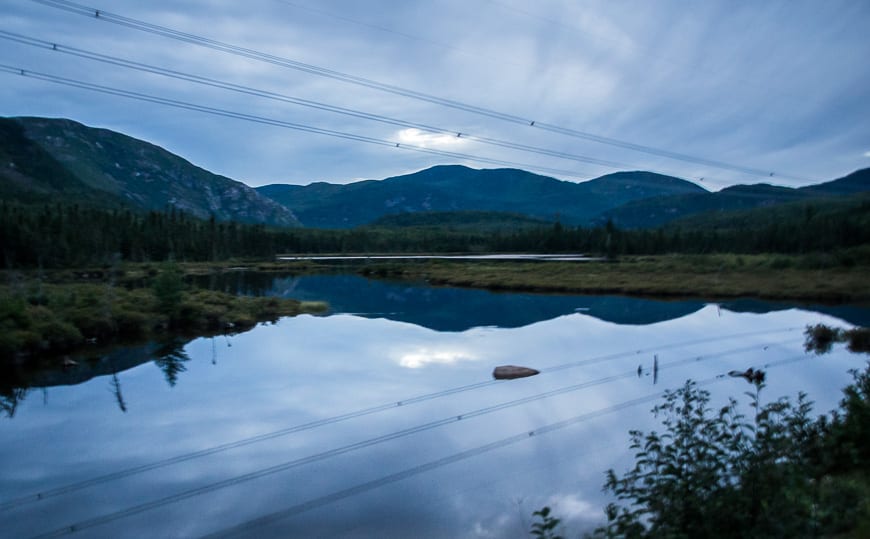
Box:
[397,128,469,148]
[864,150,870,158]
[398,347,477,368]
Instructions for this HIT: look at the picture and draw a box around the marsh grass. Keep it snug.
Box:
[353,254,870,302]
[0,267,326,361]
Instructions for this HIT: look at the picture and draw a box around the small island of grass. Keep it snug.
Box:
[0,262,327,362]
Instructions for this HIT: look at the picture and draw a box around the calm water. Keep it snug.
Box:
[1,275,867,538]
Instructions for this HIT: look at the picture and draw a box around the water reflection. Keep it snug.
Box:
[110,372,127,413]
[0,338,206,415]
[0,276,867,538]
[194,272,870,329]
[195,272,708,330]
[153,340,191,387]
[0,386,26,418]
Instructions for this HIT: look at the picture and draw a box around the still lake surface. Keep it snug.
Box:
[2,274,868,538]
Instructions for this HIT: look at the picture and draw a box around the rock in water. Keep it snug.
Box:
[493,365,540,380]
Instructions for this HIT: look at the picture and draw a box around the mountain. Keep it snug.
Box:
[257,165,706,228]
[672,189,870,232]
[6,116,865,232]
[800,168,870,196]
[0,118,121,206]
[600,168,870,228]
[0,117,300,227]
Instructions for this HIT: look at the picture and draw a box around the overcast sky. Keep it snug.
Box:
[2,0,868,189]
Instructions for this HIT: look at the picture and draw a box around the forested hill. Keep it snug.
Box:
[259,165,870,229]
[256,166,707,228]
[599,168,870,228]
[3,115,867,232]
[0,117,300,227]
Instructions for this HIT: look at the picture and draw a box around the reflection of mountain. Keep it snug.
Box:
[196,272,870,330]
[231,274,706,331]
[1,340,193,416]
[11,344,161,389]
[719,299,870,327]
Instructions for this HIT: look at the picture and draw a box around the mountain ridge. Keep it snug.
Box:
[1,117,300,227]
[598,168,870,228]
[257,165,707,228]
[3,115,868,231]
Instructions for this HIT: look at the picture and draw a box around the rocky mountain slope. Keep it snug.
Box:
[0,117,300,227]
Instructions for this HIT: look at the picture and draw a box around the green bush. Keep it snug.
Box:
[29,310,82,350]
[770,256,793,269]
[152,262,185,315]
[572,353,870,539]
[0,296,31,330]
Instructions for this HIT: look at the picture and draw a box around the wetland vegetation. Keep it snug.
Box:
[0,262,326,362]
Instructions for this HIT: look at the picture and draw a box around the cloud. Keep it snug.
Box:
[396,128,470,149]
[544,493,600,521]
[4,1,869,186]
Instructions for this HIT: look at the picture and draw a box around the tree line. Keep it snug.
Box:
[2,200,869,269]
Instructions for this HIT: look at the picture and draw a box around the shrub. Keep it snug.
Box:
[152,262,185,315]
[572,340,870,539]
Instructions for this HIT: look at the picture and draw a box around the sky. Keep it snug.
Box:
[2,0,869,190]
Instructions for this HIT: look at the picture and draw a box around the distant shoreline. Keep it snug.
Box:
[4,253,867,363]
[259,253,870,304]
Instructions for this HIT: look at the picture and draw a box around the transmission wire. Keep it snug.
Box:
[0,325,797,513]
[28,0,812,182]
[0,64,588,179]
[26,341,798,538]
[201,353,811,539]
[0,30,657,174]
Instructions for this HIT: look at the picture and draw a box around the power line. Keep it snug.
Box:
[29,0,813,182]
[276,0,526,69]
[26,341,796,538]
[0,30,654,173]
[0,326,796,512]
[201,354,813,538]
[0,64,589,179]
[2,328,798,513]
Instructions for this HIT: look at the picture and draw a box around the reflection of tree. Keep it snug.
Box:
[110,372,127,413]
[1,387,27,418]
[805,324,870,354]
[153,340,191,387]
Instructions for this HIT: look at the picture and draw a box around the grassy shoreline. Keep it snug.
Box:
[357,255,870,303]
[1,264,327,363]
[4,253,868,361]
[251,253,870,304]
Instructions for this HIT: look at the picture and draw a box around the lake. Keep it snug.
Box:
[1,274,867,538]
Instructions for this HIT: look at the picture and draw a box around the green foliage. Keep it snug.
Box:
[579,359,870,539]
[2,193,868,269]
[823,365,870,475]
[369,210,550,231]
[0,276,326,362]
[531,507,564,539]
[152,262,185,317]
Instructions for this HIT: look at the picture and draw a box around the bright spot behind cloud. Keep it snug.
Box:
[397,128,470,148]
